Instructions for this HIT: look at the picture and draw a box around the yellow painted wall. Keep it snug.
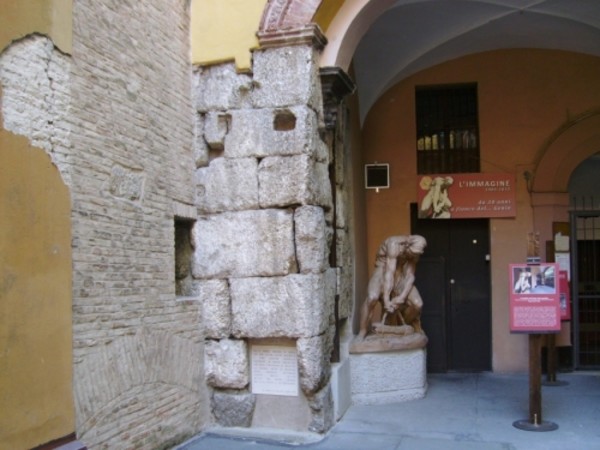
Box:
[0,125,74,449]
[190,0,266,71]
[189,0,340,70]
[0,0,72,53]
[361,49,600,371]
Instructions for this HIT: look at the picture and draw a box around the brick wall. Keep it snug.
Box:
[69,1,207,447]
[1,1,209,448]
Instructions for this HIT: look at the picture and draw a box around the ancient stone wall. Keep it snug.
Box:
[192,43,338,432]
[1,1,209,448]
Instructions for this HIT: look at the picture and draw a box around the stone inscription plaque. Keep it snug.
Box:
[250,344,298,396]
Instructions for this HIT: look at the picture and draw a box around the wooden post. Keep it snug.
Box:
[513,334,558,431]
[529,334,542,424]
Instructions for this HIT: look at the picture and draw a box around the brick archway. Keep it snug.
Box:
[258,0,327,49]
[259,0,322,32]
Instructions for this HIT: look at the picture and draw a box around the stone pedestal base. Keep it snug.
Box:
[350,348,427,405]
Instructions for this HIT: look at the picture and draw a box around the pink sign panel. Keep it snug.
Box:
[509,263,561,333]
[559,270,571,321]
[417,173,516,219]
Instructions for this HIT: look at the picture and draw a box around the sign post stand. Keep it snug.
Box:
[509,260,560,432]
[513,334,558,431]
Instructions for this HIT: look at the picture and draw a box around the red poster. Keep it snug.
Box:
[559,270,571,321]
[509,263,560,333]
[417,173,516,219]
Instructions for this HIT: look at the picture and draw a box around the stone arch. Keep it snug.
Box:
[532,111,600,193]
[259,0,322,32]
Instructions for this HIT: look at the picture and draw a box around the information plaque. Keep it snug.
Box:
[250,344,298,396]
[509,263,560,333]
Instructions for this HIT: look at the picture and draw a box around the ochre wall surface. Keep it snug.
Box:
[190,0,265,71]
[0,0,72,53]
[361,49,600,371]
[190,0,342,71]
[0,129,74,450]
[1,1,74,447]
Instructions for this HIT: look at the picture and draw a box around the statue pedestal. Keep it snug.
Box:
[349,335,427,405]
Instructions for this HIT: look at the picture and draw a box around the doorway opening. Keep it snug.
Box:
[571,200,600,369]
[411,203,492,372]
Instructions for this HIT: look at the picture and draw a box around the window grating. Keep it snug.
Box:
[415,84,480,174]
[571,197,600,368]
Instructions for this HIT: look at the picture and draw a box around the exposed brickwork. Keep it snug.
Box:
[1,0,353,443]
[1,1,208,448]
[68,1,207,447]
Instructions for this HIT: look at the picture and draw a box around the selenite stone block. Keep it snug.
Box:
[307,384,334,434]
[192,209,296,278]
[294,206,328,274]
[251,46,323,111]
[193,63,254,112]
[258,155,332,209]
[297,332,334,395]
[195,279,230,339]
[211,392,256,427]
[225,106,325,160]
[203,111,230,150]
[195,157,259,213]
[205,339,248,389]
[230,274,333,338]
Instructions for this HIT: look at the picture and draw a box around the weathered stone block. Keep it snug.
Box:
[307,384,334,434]
[325,267,338,319]
[108,164,145,202]
[194,279,230,339]
[230,274,333,338]
[224,106,326,161]
[203,111,231,150]
[193,113,209,168]
[297,332,334,395]
[334,230,353,320]
[205,339,248,389]
[334,184,349,230]
[193,63,254,112]
[195,157,259,213]
[192,209,296,278]
[294,206,328,274]
[211,392,256,427]
[258,155,332,209]
[251,46,323,112]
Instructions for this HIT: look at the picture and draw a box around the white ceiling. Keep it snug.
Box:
[352,0,600,123]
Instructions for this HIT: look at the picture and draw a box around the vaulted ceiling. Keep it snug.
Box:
[352,0,600,122]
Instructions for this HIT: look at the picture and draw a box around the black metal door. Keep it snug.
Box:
[412,204,491,372]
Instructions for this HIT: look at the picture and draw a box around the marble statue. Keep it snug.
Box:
[356,235,427,345]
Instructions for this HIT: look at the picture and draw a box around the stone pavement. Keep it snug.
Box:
[175,372,600,450]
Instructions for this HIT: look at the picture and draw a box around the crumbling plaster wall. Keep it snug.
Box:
[192,42,342,432]
[1,1,209,448]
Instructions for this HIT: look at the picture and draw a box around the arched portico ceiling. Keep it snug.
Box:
[330,0,600,124]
